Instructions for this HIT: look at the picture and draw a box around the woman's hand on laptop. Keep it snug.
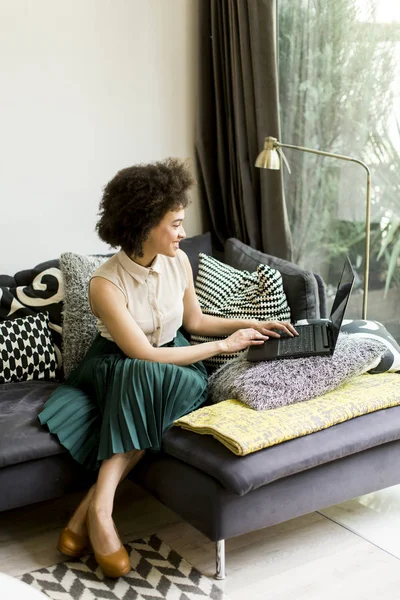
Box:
[218,329,270,354]
[218,322,299,354]
[254,321,298,338]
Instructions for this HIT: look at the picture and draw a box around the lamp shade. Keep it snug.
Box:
[255,136,280,169]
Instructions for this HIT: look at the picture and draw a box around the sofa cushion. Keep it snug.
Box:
[179,232,212,281]
[0,380,64,468]
[0,260,63,368]
[208,334,386,410]
[162,403,400,496]
[0,313,58,384]
[60,253,110,378]
[224,238,320,322]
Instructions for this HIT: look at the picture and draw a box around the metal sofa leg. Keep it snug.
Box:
[215,539,226,579]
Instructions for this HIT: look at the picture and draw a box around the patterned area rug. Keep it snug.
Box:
[20,534,226,600]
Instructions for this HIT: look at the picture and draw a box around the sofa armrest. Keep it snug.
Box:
[223,238,325,322]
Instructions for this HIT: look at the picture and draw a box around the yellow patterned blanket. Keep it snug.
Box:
[174,373,400,456]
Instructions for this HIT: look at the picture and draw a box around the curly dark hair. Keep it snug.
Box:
[96,158,194,257]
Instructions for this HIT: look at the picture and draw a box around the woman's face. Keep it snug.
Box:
[144,208,186,259]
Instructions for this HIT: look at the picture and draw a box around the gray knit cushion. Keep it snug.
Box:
[208,333,387,410]
[191,253,291,371]
[60,253,109,378]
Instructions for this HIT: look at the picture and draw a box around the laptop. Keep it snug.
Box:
[247,256,355,362]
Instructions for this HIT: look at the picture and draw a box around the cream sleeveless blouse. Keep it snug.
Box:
[90,249,189,347]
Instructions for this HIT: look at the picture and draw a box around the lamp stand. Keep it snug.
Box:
[268,138,371,319]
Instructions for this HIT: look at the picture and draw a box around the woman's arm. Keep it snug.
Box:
[89,277,268,367]
[181,253,298,338]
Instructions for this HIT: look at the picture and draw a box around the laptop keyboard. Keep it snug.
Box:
[278,326,316,355]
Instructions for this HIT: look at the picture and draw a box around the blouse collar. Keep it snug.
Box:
[118,250,161,283]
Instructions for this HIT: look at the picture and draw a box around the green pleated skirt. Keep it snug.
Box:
[38,331,208,471]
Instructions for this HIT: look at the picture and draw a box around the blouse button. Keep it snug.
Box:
[156,326,160,331]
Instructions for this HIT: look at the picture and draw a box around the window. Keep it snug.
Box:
[278,0,400,338]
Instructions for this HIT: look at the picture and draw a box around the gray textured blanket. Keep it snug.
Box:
[208,333,387,411]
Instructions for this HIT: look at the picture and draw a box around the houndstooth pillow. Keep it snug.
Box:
[0,312,57,383]
[191,253,291,370]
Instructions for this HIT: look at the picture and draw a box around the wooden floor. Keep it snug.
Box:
[1,480,400,600]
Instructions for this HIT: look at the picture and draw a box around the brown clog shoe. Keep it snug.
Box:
[86,516,131,578]
[57,527,89,558]
[92,545,131,578]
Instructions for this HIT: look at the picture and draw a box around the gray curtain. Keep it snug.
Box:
[196,0,292,260]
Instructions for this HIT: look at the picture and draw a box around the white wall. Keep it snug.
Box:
[0,0,203,274]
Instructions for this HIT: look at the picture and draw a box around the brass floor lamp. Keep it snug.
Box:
[255,136,371,319]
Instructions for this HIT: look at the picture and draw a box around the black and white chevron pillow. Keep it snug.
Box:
[0,312,57,384]
[191,253,291,370]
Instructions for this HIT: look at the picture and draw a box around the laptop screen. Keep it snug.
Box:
[329,256,356,345]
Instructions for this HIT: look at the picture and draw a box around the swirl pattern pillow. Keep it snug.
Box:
[191,253,291,370]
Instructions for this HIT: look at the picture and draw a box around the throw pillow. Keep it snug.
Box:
[0,260,63,368]
[191,253,291,371]
[0,312,57,384]
[341,319,400,373]
[179,232,213,281]
[208,333,387,411]
[224,237,322,322]
[60,253,109,378]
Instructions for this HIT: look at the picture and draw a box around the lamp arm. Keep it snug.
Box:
[276,141,371,320]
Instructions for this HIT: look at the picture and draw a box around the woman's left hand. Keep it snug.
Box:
[253,320,298,338]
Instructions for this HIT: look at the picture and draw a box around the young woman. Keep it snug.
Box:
[39,158,297,578]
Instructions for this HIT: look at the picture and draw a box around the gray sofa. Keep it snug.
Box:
[2,234,398,579]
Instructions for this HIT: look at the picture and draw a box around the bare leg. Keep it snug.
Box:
[87,449,145,555]
[65,448,144,538]
[65,485,96,537]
